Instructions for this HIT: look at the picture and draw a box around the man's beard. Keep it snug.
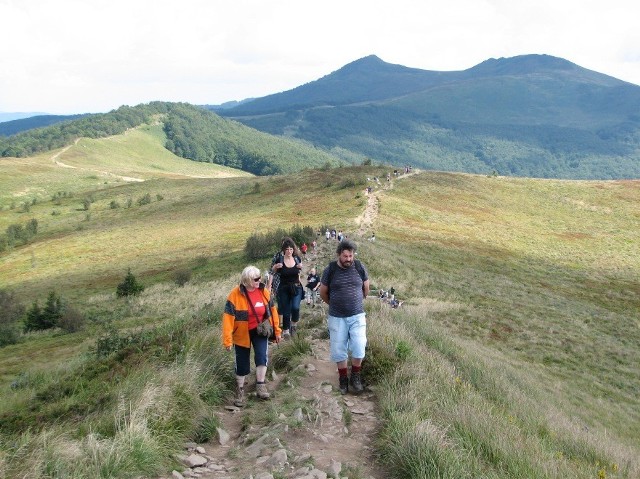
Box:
[339,259,352,267]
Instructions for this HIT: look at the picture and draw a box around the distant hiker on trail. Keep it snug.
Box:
[305,267,320,307]
[325,229,331,241]
[320,239,370,395]
[300,242,308,260]
[311,239,317,253]
[222,265,281,407]
[271,237,303,338]
[369,232,375,242]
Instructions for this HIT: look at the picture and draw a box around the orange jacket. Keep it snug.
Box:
[222,283,280,349]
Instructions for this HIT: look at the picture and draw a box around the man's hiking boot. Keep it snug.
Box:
[290,323,297,337]
[338,376,349,395]
[282,329,291,340]
[350,372,364,394]
[256,382,270,400]
[233,386,245,407]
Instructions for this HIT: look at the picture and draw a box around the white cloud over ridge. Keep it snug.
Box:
[1,0,639,114]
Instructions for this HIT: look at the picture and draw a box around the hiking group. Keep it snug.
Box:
[221,235,370,405]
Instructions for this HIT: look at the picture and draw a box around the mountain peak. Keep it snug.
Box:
[465,54,626,87]
[469,54,579,75]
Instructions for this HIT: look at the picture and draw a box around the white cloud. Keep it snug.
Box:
[1,0,639,113]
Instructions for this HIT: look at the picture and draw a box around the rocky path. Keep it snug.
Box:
[160,243,385,479]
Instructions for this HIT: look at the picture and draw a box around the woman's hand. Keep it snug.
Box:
[225,345,232,352]
[273,263,283,271]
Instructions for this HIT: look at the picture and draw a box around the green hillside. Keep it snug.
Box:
[0,102,344,175]
[0,138,638,478]
[220,54,640,180]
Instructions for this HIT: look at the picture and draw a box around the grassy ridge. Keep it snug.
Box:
[0,134,638,477]
[360,173,639,444]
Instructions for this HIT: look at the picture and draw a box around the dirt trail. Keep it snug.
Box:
[50,139,145,182]
[355,169,419,236]
[165,242,384,479]
[160,170,423,479]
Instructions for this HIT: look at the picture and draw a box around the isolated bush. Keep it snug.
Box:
[116,268,145,297]
[23,291,62,332]
[244,225,316,260]
[110,200,120,209]
[0,289,24,346]
[174,268,192,287]
[82,197,92,211]
[4,223,31,247]
[244,227,288,260]
[57,305,86,333]
[137,193,152,206]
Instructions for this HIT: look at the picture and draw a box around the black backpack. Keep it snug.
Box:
[324,259,366,286]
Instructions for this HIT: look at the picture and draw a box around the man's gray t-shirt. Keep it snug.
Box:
[321,261,368,317]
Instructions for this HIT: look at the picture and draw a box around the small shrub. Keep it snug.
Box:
[116,268,145,297]
[156,193,164,201]
[82,197,92,210]
[110,200,120,209]
[137,193,152,206]
[174,268,192,287]
[126,197,133,208]
[193,413,220,443]
[0,289,24,347]
[57,305,86,333]
[23,291,62,332]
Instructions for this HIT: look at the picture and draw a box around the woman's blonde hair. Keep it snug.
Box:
[240,265,261,289]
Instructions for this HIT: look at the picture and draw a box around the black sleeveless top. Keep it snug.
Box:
[280,262,300,286]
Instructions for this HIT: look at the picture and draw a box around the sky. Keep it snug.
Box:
[1,0,639,115]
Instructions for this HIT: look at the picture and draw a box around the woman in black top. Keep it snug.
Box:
[271,237,303,337]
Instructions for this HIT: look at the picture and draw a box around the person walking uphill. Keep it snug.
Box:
[222,265,281,407]
[319,239,370,395]
[271,237,304,338]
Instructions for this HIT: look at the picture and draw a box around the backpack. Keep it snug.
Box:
[324,259,366,287]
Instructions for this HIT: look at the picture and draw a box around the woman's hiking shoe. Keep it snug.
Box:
[234,386,245,407]
[350,372,364,394]
[339,376,349,395]
[256,383,270,400]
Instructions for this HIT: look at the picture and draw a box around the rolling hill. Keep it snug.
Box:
[0,102,344,175]
[217,54,640,180]
[0,124,638,477]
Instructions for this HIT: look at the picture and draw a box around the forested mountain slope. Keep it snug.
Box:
[219,54,640,179]
[0,102,343,175]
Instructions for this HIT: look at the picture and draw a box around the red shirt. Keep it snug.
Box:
[246,288,267,330]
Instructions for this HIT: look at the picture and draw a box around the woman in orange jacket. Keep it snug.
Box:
[222,265,281,406]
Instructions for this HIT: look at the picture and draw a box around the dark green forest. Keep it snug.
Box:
[218,54,640,179]
[0,103,342,176]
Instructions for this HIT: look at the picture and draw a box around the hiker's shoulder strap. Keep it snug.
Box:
[354,260,366,281]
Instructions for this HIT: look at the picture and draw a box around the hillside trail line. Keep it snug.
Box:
[50,138,145,182]
[356,169,419,237]
[161,240,386,479]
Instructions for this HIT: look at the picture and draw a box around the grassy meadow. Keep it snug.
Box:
[0,124,639,478]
